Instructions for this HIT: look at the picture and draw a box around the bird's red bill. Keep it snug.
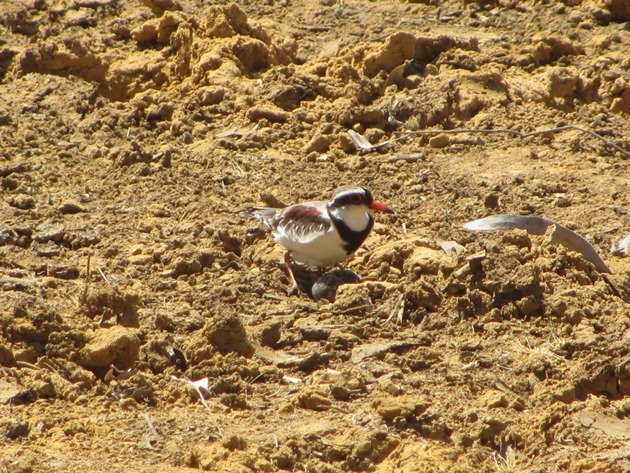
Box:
[369,200,394,214]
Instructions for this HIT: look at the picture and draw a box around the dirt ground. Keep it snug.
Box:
[0,0,629,471]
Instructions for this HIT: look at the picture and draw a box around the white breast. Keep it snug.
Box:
[274,225,349,267]
[330,205,370,232]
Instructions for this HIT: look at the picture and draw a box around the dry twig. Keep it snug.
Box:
[97,267,112,285]
[80,254,91,305]
[384,293,406,324]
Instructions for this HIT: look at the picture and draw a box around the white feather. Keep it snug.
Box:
[330,204,371,232]
[274,224,348,266]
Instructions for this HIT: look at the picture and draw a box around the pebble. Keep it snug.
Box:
[197,86,226,106]
[247,105,289,123]
[80,327,141,368]
[303,135,332,154]
[128,254,153,265]
[58,202,85,214]
[429,134,450,148]
[9,196,35,210]
[553,194,572,207]
[34,223,65,243]
[34,241,60,257]
[6,421,29,440]
[484,193,499,209]
[47,264,80,279]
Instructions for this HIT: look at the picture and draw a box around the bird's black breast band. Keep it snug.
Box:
[326,206,374,255]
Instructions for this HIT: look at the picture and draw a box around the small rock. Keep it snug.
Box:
[303,135,332,154]
[0,380,30,404]
[131,20,159,42]
[305,151,318,162]
[6,421,29,440]
[34,223,65,243]
[0,229,15,245]
[33,379,55,398]
[600,0,630,21]
[269,85,309,111]
[483,193,499,209]
[9,196,35,210]
[610,77,627,96]
[65,228,101,248]
[142,0,182,15]
[256,320,282,347]
[80,326,141,368]
[333,283,373,314]
[47,264,79,279]
[425,64,439,75]
[34,241,60,257]
[475,389,508,408]
[181,132,193,144]
[128,244,144,255]
[184,313,254,362]
[197,87,226,106]
[294,386,332,411]
[155,312,176,332]
[64,10,96,27]
[128,254,153,265]
[403,246,448,277]
[372,395,429,422]
[41,277,58,288]
[548,71,579,99]
[247,105,290,123]
[0,111,12,125]
[428,134,450,148]
[553,194,572,207]
[166,259,202,277]
[13,347,37,364]
[296,321,331,341]
[0,345,14,367]
[365,128,386,143]
[501,230,532,249]
[146,102,174,121]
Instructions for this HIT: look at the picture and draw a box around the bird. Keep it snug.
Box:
[245,186,394,293]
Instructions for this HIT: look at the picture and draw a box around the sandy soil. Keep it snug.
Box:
[1,0,629,471]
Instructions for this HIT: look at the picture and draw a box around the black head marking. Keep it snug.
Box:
[361,187,374,206]
[331,187,371,208]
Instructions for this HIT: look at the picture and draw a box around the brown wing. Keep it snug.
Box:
[277,203,332,243]
[281,203,325,220]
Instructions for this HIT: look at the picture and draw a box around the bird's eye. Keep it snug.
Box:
[350,194,362,204]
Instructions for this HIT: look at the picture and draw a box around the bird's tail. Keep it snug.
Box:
[242,207,278,230]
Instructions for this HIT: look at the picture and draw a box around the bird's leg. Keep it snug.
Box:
[284,251,299,295]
